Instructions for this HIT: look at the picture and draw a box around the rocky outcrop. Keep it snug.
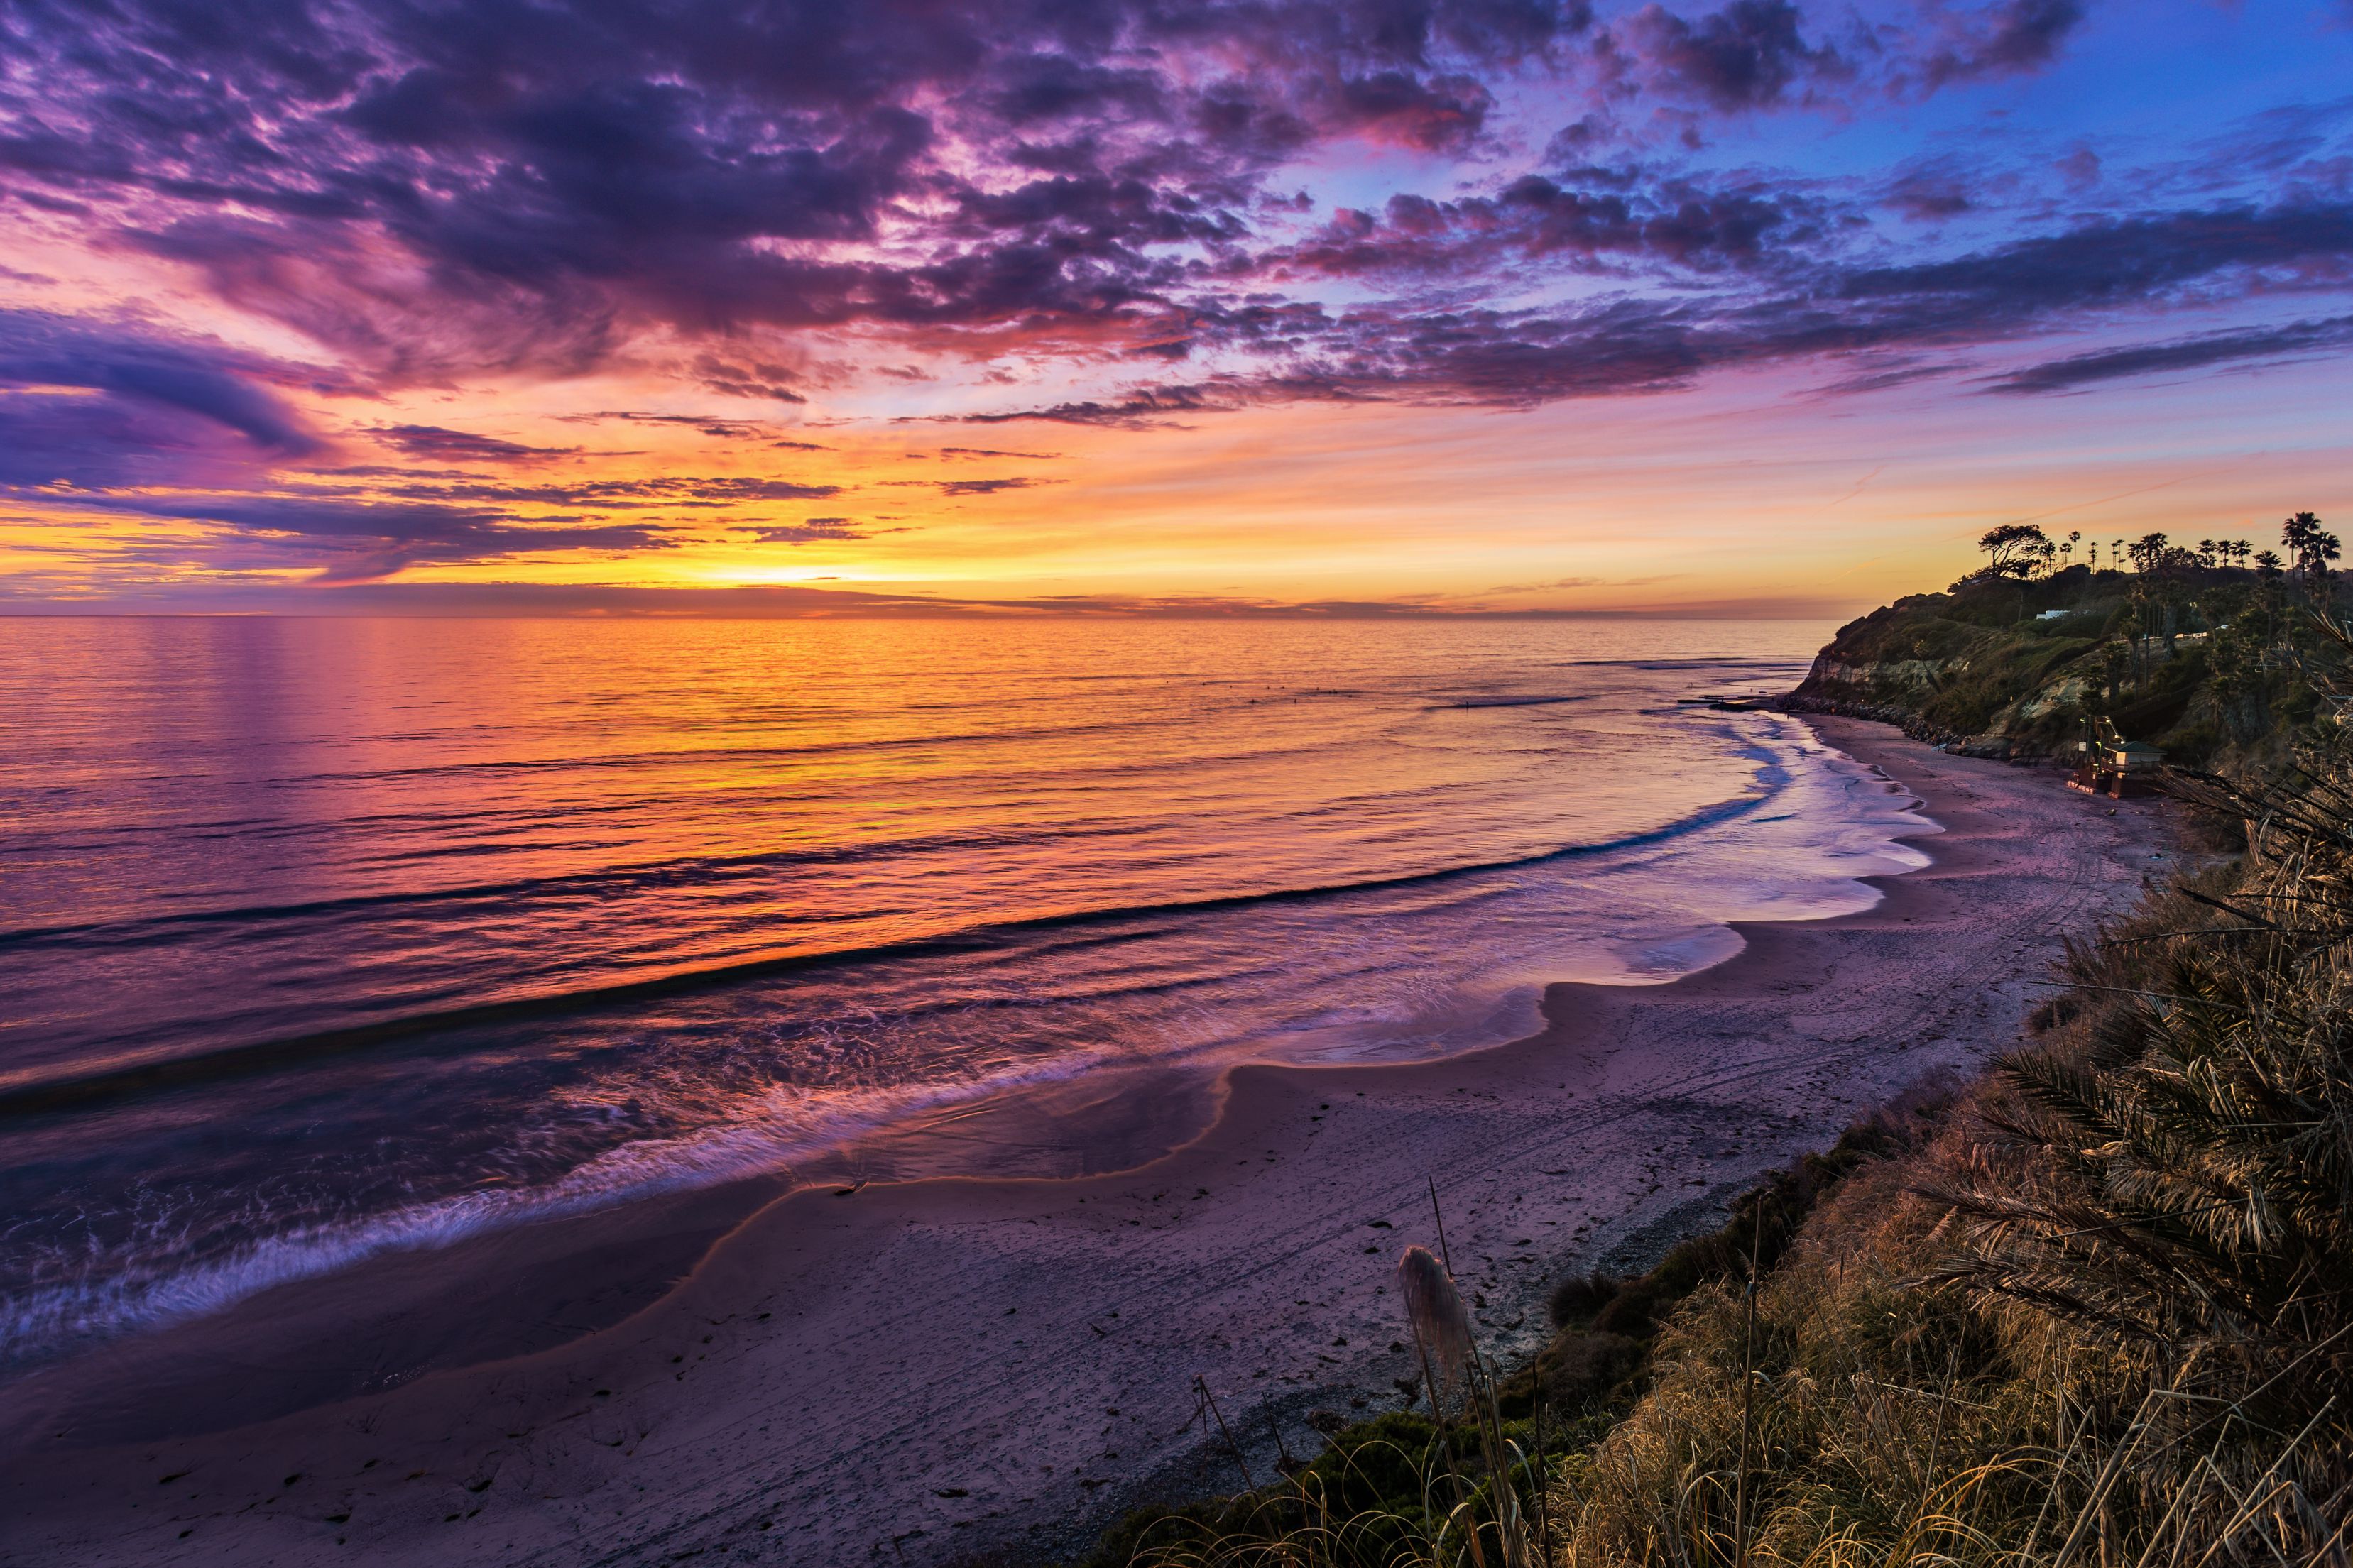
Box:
[1776,689,1998,753]
[1781,583,2102,758]
[1784,564,2311,775]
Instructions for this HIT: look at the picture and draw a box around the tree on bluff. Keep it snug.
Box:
[1972,522,2055,579]
[2283,510,2340,598]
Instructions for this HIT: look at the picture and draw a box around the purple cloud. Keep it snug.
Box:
[1918,0,2086,88]
[43,490,678,581]
[938,446,1062,459]
[0,0,2206,424]
[750,517,866,542]
[1,0,2343,603]
[374,424,577,462]
[942,199,2353,415]
[1981,314,2353,394]
[0,0,1603,379]
[0,310,324,456]
[934,476,1047,495]
[1614,0,1840,111]
[396,476,846,507]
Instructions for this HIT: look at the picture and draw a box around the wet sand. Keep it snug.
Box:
[0,718,2175,1567]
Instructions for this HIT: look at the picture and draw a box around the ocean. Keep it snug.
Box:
[0,615,1925,1371]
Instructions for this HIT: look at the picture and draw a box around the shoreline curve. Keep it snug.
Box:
[0,717,2178,1568]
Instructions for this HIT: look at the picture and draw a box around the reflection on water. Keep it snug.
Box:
[0,616,1926,1368]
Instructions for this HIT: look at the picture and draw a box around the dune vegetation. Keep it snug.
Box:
[1073,563,2353,1568]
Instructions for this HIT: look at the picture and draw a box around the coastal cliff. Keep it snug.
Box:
[1783,561,2322,767]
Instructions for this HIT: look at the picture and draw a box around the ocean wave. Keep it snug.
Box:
[0,774,1791,1115]
[0,1046,1175,1371]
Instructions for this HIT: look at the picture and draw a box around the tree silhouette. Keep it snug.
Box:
[1974,522,2056,579]
[2282,510,2340,599]
[2127,532,2171,574]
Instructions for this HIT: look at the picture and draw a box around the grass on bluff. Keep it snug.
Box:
[1796,558,2336,769]
[1081,646,2353,1568]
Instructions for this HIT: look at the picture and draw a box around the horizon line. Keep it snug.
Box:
[0,582,1868,623]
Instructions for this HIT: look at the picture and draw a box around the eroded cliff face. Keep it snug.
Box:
[1784,595,2069,756]
[1784,674,2019,757]
[1784,563,2309,776]
[1801,652,1948,704]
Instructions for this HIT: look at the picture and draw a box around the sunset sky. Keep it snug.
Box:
[2,0,2351,617]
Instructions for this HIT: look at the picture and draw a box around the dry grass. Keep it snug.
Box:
[1083,1389,1575,1568]
[1094,684,2353,1568]
[1107,1426,1532,1568]
[1546,732,2353,1567]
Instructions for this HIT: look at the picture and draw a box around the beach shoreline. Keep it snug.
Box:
[0,717,2177,1567]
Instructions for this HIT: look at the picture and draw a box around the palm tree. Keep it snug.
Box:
[2283,510,2341,602]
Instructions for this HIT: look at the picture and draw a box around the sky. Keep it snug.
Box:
[1,0,2351,617]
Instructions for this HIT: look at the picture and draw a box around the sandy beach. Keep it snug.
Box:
[0,717,2176,1568]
